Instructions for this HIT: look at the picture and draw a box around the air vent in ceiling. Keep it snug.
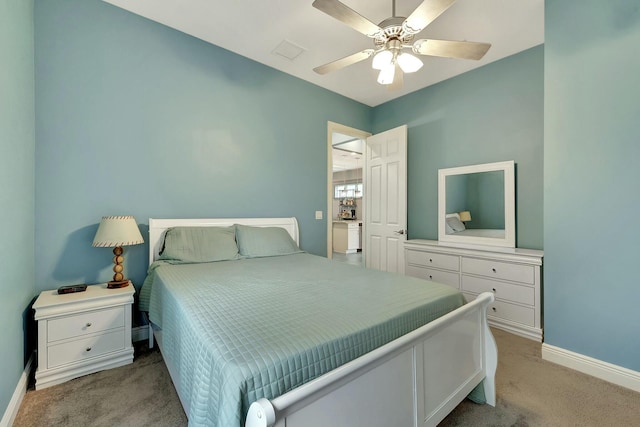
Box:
[272,39,306,61]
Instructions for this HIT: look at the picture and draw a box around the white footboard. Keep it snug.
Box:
[246,292,497,427]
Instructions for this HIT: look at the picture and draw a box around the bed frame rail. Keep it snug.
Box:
[246,292,497,427]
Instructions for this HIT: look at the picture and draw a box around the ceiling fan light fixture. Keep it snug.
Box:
[397,52,423,73]
[372,49,393,70]
[377,63,395,85]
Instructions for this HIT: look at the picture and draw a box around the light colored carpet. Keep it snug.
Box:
[14,328,640,426]
[14,344,187,427]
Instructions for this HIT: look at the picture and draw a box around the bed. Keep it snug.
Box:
[141,217,497,427]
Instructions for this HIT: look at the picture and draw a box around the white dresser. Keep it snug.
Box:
[33,283,135,389]
[405,240,543,341]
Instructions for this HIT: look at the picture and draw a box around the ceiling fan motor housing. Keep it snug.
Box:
[374,17,414,49]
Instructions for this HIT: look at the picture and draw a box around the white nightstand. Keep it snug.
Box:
[33,283,135,389]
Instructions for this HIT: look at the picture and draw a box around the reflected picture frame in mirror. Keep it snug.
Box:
[438,160,516,249]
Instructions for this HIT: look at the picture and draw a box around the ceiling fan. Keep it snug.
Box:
[312,0,491,89]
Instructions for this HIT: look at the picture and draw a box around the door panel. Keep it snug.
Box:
[365,125,407,274]
[387,161,400,224]
[370,164,382,223]
[370,236,381,270]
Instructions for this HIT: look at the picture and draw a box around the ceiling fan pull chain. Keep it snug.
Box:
[392,0,396,18]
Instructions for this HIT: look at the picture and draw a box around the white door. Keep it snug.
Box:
[364,125,407,273]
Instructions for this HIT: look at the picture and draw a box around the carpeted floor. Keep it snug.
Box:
[14,328,640,426]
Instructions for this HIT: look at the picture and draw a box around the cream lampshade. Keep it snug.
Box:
[459,211,472,222]
[92,215,144,288]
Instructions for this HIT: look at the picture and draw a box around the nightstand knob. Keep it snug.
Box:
[428,275,433,280]
[492,268,497,273]
[86,347,92,352]
[492,307,497,312]
[86,322,92,327]
[429,259,433,263]
[492,288,496,293]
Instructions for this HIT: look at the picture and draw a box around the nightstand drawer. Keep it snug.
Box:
[406,265,459,288]
[406,250,459,271]
[462,258,534,284]
[462,275,534,306]
[48,329,126,368]
[48,307,125,342]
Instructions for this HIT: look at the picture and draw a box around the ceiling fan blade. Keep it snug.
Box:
[314,49,375,75]
[403,0,456,34]
[413,39,491,60]
[312,0,382,38]
[388,63,403,91]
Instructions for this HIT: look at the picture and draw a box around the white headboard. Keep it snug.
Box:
[148,217,300,264]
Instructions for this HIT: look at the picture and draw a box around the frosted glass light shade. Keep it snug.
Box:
[397,52,423,73]
[372,50,393,70]
[377,63,395,85]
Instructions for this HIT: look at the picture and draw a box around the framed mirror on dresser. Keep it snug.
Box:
[438,160,515,249]
[405,161,544,341]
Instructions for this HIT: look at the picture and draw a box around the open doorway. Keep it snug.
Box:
[326,122,371,266]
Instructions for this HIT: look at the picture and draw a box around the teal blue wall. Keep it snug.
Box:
[544,0,640,371]
[34,0,371,293]
[372,46,544,249]
[0,0,35,415]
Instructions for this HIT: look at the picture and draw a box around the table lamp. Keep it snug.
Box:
[92,215,144,288]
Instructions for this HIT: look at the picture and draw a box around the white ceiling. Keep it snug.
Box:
[103,0,544,107]
[332,133,363,172]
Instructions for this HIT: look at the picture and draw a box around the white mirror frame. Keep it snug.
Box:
[438,160,515,249]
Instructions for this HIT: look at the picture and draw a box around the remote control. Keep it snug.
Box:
[57,284,88,294]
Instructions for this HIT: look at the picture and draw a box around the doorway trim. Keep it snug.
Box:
[326,121,372,258]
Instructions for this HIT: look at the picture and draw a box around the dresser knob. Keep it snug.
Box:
[492,268,497,273]
[86,322,92,327]
[492,288,496,292]
[429,259,433,263]
[429,275,433,280]
[492,307,497,312]
[86,347,92,352]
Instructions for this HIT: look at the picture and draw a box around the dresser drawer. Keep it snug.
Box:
[47,329,125,368]
[406,250,459,271]
[48,307,125,342]
[462,257,534,284]
[463,293,535,326]
[462,275,534,306]
[406,265,460,288]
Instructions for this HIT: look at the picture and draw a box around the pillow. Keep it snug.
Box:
[446,216,466,232]
[235,224,303,258]
[159,226,240,262]
[445,222,455,234]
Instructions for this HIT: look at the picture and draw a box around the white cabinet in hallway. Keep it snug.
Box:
[333,221,362,254]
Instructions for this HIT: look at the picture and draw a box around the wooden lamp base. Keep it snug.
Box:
[107,280,130,289]
[108,246,130,289]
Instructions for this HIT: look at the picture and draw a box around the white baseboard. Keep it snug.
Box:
[0,353,34,427]
[542,343,640,393]
[132,325,149,343]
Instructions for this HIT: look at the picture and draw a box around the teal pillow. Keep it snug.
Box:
[235,224,303,258]
[159,226,240,262]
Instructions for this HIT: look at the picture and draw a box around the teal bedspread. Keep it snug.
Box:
[142,253,465,427]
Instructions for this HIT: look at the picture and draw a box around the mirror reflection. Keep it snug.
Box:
[445,171,505,236]
[438,161,515,248]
